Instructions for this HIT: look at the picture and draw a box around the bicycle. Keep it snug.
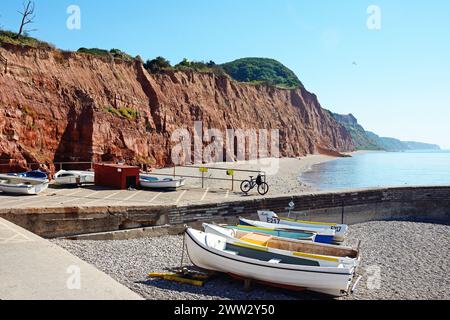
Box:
[240,174,269,196]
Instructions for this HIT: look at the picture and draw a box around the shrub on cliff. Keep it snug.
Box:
[78,47,109,56]
[0,30,54,49]
[144,56,172,74]
[77,48,133,61]
[221,57,303,89]
[174,59,227,76]
[109,48,133,61]
[106,106,140,121]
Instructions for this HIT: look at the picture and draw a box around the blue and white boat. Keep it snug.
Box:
[239,217,336,244]
[257,211,348,243]
[17,170,48,180]
[226,225,316,242]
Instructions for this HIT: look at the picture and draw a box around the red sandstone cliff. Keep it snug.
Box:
[0,42,354,170]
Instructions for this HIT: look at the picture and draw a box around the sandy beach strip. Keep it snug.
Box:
[151,155,338,195]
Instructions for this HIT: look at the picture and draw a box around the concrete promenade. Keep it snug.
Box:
[0,218,143,300]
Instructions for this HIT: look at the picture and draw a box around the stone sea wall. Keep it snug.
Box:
[0,186,449,238]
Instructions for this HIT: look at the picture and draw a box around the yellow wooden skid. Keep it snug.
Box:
[162,275,204,287]
[148,273,205,286]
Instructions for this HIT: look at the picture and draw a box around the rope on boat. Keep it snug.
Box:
[179,224,189,272]
[351,275,363,294]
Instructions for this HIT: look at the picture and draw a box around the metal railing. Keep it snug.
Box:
[144,165,266,190]
[0,161,267,191]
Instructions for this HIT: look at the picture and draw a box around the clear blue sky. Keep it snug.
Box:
[1,0,450,148]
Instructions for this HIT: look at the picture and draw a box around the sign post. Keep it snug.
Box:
[199,167,208,189]
[226,170,235,191]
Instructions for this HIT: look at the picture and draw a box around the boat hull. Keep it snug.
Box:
[186,228,354,296]
[54,171,94,185]
[258,211,348,242]
[140,175,186,189]
[0,175,49,195]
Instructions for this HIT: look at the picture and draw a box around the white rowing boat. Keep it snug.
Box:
[203,224,359,268]
[0,174,49,195]
[54,170,95,186]
[258,211,348,242]
[185,228,357,296]
[140,174,186,189]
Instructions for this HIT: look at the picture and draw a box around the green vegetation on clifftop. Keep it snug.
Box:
[0,30,54,49]
[221,58,303,89]
[77,48,133,60]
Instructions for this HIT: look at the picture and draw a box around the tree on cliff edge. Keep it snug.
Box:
[144,56,172,74]
[16,1,36,38]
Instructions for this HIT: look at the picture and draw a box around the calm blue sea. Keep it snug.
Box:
[301,151,450,190]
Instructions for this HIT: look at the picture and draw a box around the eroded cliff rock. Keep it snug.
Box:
[0,42,354,171]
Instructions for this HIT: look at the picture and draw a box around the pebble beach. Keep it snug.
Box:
[53,220,450,300]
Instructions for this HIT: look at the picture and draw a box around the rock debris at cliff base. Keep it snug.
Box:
[53,220,450,300]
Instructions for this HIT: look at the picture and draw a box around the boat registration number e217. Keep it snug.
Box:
[266,217,281,224]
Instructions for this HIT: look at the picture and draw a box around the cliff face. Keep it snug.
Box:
[0,43,353,170]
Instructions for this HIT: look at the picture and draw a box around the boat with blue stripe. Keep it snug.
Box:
[226,225,316,242]
[239,218,336,244]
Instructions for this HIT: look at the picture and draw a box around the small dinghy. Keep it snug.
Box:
[8,170,48,180]
[54,170,95,186]
[140,174,186,189]
[203,224,359,268]
[225,225,316,242]
[185,227,357,296]
[239,218,336,244]
[257,211,349,243]
[0,174,49,195]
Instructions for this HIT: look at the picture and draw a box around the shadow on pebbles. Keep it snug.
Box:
[53,220,450,300]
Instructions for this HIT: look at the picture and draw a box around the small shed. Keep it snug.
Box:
[94,164,140,189]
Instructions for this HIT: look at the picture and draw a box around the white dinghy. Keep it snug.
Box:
[0,174,49,195]
[140,174,186,189]
[54,170,95,186]
[203,224,359,268]
[185,228,357,296]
